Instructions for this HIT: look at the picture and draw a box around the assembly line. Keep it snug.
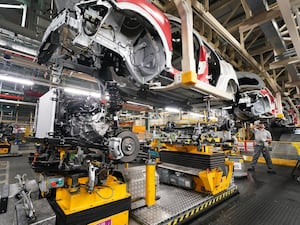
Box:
[0,0,300,225]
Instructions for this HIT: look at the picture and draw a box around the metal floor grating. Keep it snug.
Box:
[131,185,210,225]
[130,185,238,225]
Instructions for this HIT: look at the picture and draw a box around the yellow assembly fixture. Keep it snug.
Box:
[0,140,10,154]
[155,142,215,155]
[54,175,131,225]
[193,160,234,195]
[146,159,156,207]
[181,70,198,85]
[291,142,300,158]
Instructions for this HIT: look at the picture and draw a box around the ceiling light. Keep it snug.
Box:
[189,112,204,117]
[0,74,34,85]
[0,39,7,46]
[64,87,101,98]
[126,101,153,109]
[11,44,37,56]
[104,93,110,101]
[165,107,180,113]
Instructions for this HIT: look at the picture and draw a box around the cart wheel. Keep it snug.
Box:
[118,131,140,162]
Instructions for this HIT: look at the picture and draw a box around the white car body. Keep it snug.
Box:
[37,0,239,109]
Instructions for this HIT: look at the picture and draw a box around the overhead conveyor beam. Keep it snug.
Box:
[239,5,281,35]
[174,0,195,72]
[150,73,234,100]
[269,56,300,69]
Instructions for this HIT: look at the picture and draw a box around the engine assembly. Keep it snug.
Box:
[29,82,140,194]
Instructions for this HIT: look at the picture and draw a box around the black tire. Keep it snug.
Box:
[117,131,140,162]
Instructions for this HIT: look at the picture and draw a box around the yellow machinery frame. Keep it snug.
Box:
[51,148,131,225]
[153,140,234,195]
[0,140,10,154]
[55,175,130,225]
[194,160,234,195]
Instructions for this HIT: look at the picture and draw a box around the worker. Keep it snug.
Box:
[248,121,276,174]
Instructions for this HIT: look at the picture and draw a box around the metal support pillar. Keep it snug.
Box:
[174,0,196,72]
[287,97,300,125]
[275,92,283,118]
[145,159,156,207]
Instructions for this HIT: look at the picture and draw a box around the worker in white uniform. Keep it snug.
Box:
[248,122,276,174]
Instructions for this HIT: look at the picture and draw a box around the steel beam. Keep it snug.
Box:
[285,80,300,88]
[287,96,300,124]
[269,56,300,69]
[174,0,195,72]
[277,0,300,60]
[192,1,280,93]
[239,5,281,33]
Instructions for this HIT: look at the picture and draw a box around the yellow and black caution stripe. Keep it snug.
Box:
[167,187,239,225]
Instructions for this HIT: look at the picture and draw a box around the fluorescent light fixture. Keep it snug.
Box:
[209,116,218,121]
[165,107,180,113]
[0,74,34,85]
[0,39,7,46]
[126,101,153,109]
[11,44,37,56]
[0,4,27,27]
[64,87,101,98]
[189,112,204,117]
[104,92,110,101]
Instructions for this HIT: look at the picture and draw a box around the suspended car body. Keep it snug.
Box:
[37,0,239,109]
[234,72,277,121]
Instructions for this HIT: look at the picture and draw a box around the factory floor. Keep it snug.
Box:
[1,152,300,225]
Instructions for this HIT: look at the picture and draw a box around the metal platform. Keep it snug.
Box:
[130,184,238,225]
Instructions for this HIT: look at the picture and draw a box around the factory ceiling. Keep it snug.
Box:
[0,0,299,123]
